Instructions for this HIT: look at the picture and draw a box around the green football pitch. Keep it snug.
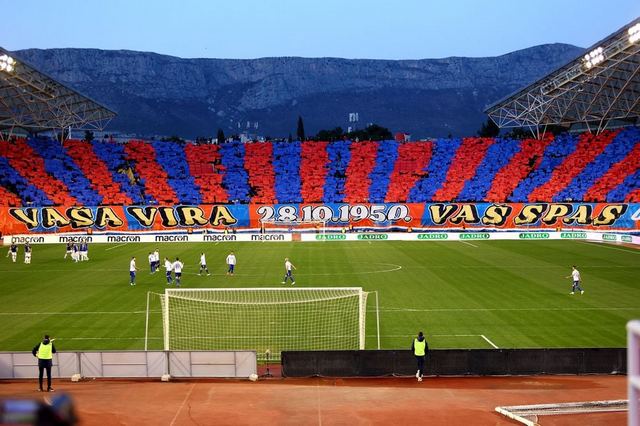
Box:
[1,240,639,352]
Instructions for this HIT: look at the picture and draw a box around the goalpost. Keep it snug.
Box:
[260,219,327,235]
[145,288,377,358]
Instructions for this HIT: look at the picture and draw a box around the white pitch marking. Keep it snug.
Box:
[380,306,639,312]
[105,243,128,251]
[461,241,478,248]
[0,263,404,276]
[0,311,148,315]
[170,383,195,426]
[578,241,640,255]
[2,305,637,317]
[481,334,499,349]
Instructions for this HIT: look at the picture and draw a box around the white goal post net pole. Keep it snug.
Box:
[151,287,369,357]
[629,320,640,426]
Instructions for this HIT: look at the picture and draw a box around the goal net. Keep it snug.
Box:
[260,219,326,235]
[146,288,370,358]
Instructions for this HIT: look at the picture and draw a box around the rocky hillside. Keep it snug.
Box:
[15,44,583,138]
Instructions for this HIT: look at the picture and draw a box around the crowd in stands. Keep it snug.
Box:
[0,127,639,207]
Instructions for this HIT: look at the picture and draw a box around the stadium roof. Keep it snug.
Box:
[0,47,116,134]
[485,17,640,137]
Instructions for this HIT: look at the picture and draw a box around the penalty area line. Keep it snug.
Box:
[105,243,128,251]
[481,334,499,349]
[460,241,478,248]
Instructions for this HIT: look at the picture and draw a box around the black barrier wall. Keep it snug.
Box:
[281,349,626,377]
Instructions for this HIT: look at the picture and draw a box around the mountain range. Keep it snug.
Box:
[15,44,584,139]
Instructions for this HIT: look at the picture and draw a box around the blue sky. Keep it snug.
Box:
[4,0,639,59]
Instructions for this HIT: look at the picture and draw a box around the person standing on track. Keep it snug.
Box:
[412,331,428,382]
[566,265,584,295]
[281,257,296,285]
[226,251,236,276]
[32,334,56,392]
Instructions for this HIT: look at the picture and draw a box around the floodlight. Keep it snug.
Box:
[629,23,640,44]
[0,53,16,73]
[582,46,604,69]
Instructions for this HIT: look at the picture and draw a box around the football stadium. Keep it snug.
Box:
[1,5,640,426]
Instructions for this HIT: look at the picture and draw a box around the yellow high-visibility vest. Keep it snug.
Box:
[37,343,53,360]
[414,339,426,356]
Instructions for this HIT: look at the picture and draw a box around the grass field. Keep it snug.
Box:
[1,239,639,353]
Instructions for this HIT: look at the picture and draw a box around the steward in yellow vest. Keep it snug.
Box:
[32,334,57,392]
[411,331,429,382]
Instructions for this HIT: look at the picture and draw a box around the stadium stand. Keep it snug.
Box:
[65,140,133,205]
[0,156,50,206]
[485,135,554,203]
[151,141,202,205]
[369,140,398,203]
[273,141,302,204]
[584,127,640,202]
[183,143,228,203]
[529,130,617,202]
[510,133,581,203]
[1,127,639,206]
[219,142,251,203]
[385,141,431,203]
[344,141,378,203]
[300,141,329,203]
[0,139,77,206]
[244,142,277,204]
[458,137,521,202]
[27,137,103,206]
[125,140,178,205]
[323,141,351,203]
[433,137,495,202]
[409,138,462,202]
[92,140,145,204]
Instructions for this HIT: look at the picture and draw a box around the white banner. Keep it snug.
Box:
[3,231,637,246]
[3,233,292,245]
[302,231,640,245]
